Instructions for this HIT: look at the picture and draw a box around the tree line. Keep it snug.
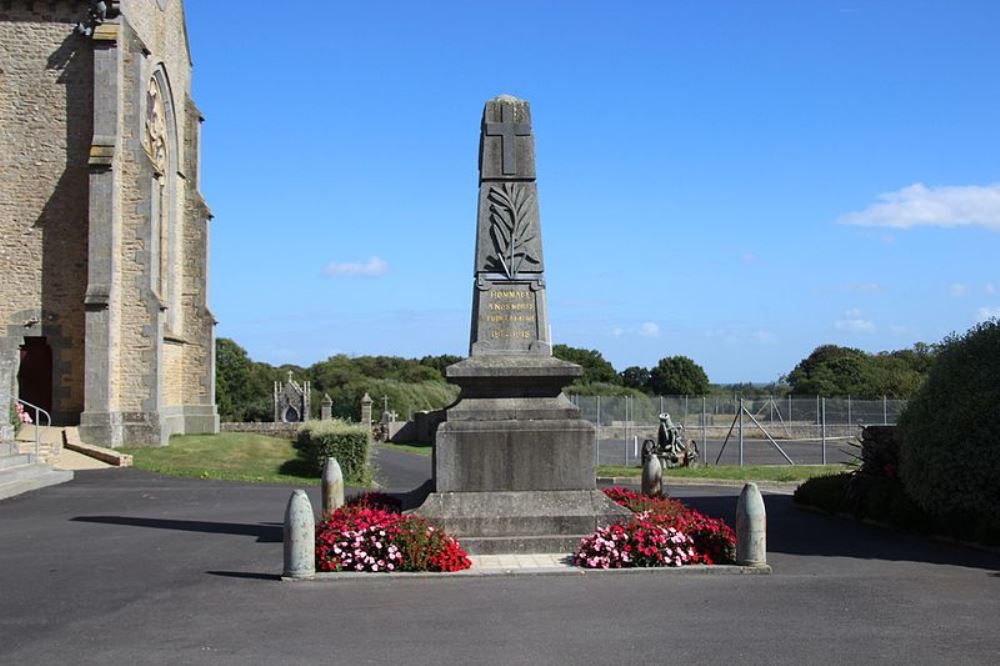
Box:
[216,339,936,422]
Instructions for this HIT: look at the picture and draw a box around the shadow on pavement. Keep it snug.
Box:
[683,493,1000,573]
[71,516,283,542]
[206,571,282,581]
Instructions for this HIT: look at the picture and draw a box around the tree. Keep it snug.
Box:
[417,354,463,378]
[648,356,710,396]
[552,344,619,385]
[787,344,933,398]
[619,366,651,392]
[215,338,273,421]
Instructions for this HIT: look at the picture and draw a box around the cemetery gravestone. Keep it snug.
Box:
[415,95,629,553]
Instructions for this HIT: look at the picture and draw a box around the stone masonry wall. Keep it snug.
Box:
[0,1,93,423]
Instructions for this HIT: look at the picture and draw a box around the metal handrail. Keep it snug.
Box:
[14,398,52,461]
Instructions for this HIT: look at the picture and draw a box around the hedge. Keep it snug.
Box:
[294,420,372,485]
[897,320,1000,525]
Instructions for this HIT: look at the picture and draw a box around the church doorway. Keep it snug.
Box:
[18,337,53,414]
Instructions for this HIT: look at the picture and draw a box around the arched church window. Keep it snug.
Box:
[143,69,181,334]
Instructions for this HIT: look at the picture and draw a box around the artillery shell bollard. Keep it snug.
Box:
[322,457,345,515]
[736,482,767,566]
[641,452,663,498]
[283,490,315,579]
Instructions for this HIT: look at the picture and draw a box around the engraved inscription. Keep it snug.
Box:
[477,284,539,346]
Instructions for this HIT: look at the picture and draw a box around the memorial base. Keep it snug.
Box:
[415,489,630,555]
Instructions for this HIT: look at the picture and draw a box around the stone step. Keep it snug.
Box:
[459,534,585,555]
[15,425,65,446]
[0,453,35,469]
[0,464,73,501]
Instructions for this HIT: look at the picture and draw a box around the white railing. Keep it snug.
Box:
[14,398,52,461]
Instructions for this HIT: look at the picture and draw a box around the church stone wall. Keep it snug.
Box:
[2,0,217,445]
[0,1,92,424]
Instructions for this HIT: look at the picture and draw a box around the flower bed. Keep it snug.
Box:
[315,494,470,573]
[575,487,736,569]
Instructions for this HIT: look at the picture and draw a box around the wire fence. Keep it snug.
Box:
[569,394,907,467]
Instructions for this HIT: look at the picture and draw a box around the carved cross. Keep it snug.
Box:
[485,105,531,175]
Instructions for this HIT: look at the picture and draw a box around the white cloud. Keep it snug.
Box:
[977,306,1000,323]
[638,322,660,338]
[986,282,997,295]
[835,308,875,333]
[850,282,883,293]
[949,283,967,298]
[752,330,776,345]
[323,256,388,277]
[613,322,660,338]
[837,183,1000,231]
[889,324,910,335]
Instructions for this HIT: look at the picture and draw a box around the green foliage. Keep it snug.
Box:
[215,338,276,421]
[417,354,463,377]
[898,320,1000,525]
[553,344,620,385]
[786,343,934,398]
[794,471,1000,546]
[294,420,373,484]
[565,382,646,398]
[215,340,460,424]
[620,366,651,392]
[649,356,710,396]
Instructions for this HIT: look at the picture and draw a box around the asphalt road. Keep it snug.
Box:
[597,436,857,466]
[1,458,998,664]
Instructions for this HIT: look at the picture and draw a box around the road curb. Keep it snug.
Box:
[598,476,801,494]
[282,562,772,582]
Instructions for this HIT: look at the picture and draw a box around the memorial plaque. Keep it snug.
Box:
[470,278,549,355]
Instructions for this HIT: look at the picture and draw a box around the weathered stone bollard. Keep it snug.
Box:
[736,482,767,566]
[283,490,315,578]
[321,457,345,515]
[641,452,663,498]
[320,393,333,421]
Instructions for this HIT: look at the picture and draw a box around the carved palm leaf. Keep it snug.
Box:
[487,183,539,278]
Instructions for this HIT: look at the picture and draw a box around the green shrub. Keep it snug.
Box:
[294,420,372,485]
[795,471,1000,546]
[793,473,851,514]
[897,320,1000,524]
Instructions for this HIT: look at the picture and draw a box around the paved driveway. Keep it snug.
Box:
[1,461,997,664]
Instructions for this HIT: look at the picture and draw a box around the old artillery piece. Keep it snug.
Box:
[641,413,701,469]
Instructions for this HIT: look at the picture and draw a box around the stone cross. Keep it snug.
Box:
[485,104,531,175]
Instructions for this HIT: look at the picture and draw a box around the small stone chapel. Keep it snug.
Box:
[0,0,218,447]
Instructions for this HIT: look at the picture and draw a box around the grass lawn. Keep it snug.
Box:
[597,463,850,483]
[122,433,321,485]
[378,441,432,457]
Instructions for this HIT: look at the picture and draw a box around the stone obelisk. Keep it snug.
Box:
[415,95,628,553]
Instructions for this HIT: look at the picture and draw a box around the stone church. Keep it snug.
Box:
[0,0,218,447]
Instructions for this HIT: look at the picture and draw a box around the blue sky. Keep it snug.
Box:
[185,1,1000,383]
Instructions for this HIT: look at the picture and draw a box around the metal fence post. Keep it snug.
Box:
[596,395,602,468]
[702,395,708,465]
[847,395,852,426]
[738,397,745,467]
[883,395,888,425]
[624,395,629,467]
[821,397,827,465]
